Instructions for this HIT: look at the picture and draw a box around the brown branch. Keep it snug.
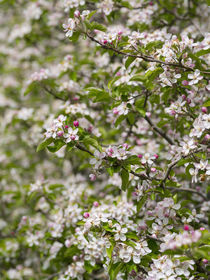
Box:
[76,144,94,156]
[160,148,205,187]
[84,32,210,74]
[166,187,207,201]
[42,85,66,101]
[144,115,175,145]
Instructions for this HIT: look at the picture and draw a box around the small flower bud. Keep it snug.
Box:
[187,98,191,104]
[123,143,129,149]
[83,212,90,218]
[65,239,71,248]
[103,40,108,44]
[200,227,205,231]
[93,201,99,207]
[137,154,143,158]
[203,259,208,264]
[201,107,207,113]
[184,225,190,231]
[113,108,119,115]
[182,80,189,86]
[154,154,159,159]
[74,10,80,18]
[64,125,69,129]
[151,167,156,172]
[89,174,96,181]
[145,112,151,117]
[57,131,64,137]
[73,120,79,127]
[70,135,76,140]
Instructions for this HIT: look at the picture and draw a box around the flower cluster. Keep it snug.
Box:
[0,0,209,279]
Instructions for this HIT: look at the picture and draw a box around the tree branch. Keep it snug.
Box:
[144,115,175,145]
[84,32,209,74]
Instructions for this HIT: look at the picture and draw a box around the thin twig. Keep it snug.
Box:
[144,115,175,145]
[167,187,207,201]
[84,32,210,74]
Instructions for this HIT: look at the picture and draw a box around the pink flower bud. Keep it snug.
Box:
[70,135,76,140]
[118,31,123,35]
[184,225,190,231]
[65,239,71,248]
[73,96,79,101]
[57,131,64,137]
[73,120,79,127]
[103,40,108,44]
[203,259,208,264]
[187,98,191,104]
[136,139,141,146]
[145,112,151,117]
[83,212,90,218]
[22,216,28,222]
[89,174,96,181]
[154,154,159,159]
[182,95,186,100]
[73,256,78,261]
[200,227,205,231]
[88,125,93,133]
[65,125,69,129]
[113,108,119,115]
[204,134,210,141]
[93,201,99,207]
[116,71,121,76]
[74,10,80,18]
[182,80,189,86]
[137,154,143,158]
[201,107,207,113]
[123,143,129,149]
[151,167,156,172]
[170,110,176,116]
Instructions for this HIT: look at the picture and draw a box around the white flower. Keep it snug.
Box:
[64,127,79,143]
[97,0,114,15]
[53,114,66,128]
[141,153,155,165]
[45,125,58,139]
[89,150,105,169]
[113,224,127,241]
[63,18,76,37]
[188,69,203,85]
[189,168,198,183]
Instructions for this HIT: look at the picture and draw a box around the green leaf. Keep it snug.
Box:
[137,195,147,212]
[130,74,145,82]
[90,22,107,32]
[47,141,65,153]
[120,169,129,191]
[83,136,102,151]
[109,262,124,280]
[125,57,136,69]
[86,87,110,102]
[195,48,210,57]
[124,155,140,165]
[106,243,114,259]
[145,41,164,51]
[145,67,163,82]
[115,115,126,127]
[36,138,53,152]
[203,99,210,107]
